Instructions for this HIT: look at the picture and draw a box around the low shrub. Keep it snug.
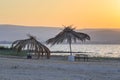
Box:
[0,46,10,50]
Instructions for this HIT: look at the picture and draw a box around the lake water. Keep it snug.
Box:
[0,44,120,58]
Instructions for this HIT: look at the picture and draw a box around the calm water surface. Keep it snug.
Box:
[0,44,120,58]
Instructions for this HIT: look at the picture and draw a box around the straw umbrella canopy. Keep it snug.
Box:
[11,34,50,59]
[46,25,90,56]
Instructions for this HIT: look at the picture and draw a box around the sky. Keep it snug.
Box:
[0,0,120,29]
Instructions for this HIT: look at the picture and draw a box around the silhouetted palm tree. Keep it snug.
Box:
[11,34,50,59]
[46,25,90,56]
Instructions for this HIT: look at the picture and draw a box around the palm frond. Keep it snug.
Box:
[46,25,90,45]
[11,35,50,59]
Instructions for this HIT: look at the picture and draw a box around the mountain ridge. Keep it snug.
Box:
[0,24,120,44]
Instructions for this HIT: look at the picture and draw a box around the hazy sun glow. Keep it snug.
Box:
[0,0,120,29]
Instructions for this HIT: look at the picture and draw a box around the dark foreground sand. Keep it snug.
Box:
[0,57,120,80]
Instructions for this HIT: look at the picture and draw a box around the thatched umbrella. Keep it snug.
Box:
[46,25,90,56]
[11,34,50,59]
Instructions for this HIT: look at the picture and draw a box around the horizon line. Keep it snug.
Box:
[0,23,120,30]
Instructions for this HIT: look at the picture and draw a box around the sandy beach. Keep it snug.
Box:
[0,57,120,80]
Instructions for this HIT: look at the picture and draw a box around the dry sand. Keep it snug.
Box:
[0,57,120,80]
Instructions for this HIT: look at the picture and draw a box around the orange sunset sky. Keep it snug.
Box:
[0,0,120,29]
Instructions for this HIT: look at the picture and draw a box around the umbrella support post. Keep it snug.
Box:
[68,55,75,62]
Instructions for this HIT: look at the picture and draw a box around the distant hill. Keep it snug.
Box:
[0,24,61,42]
[79,29,120,44]
[0,24,120,44]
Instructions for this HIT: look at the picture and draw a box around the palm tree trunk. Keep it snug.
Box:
[69,41,72,56]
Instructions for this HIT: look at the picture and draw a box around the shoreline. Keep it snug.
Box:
[1,53,120,63]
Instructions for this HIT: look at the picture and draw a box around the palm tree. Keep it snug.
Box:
[46,25,90,56]
[11,34,50,59]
